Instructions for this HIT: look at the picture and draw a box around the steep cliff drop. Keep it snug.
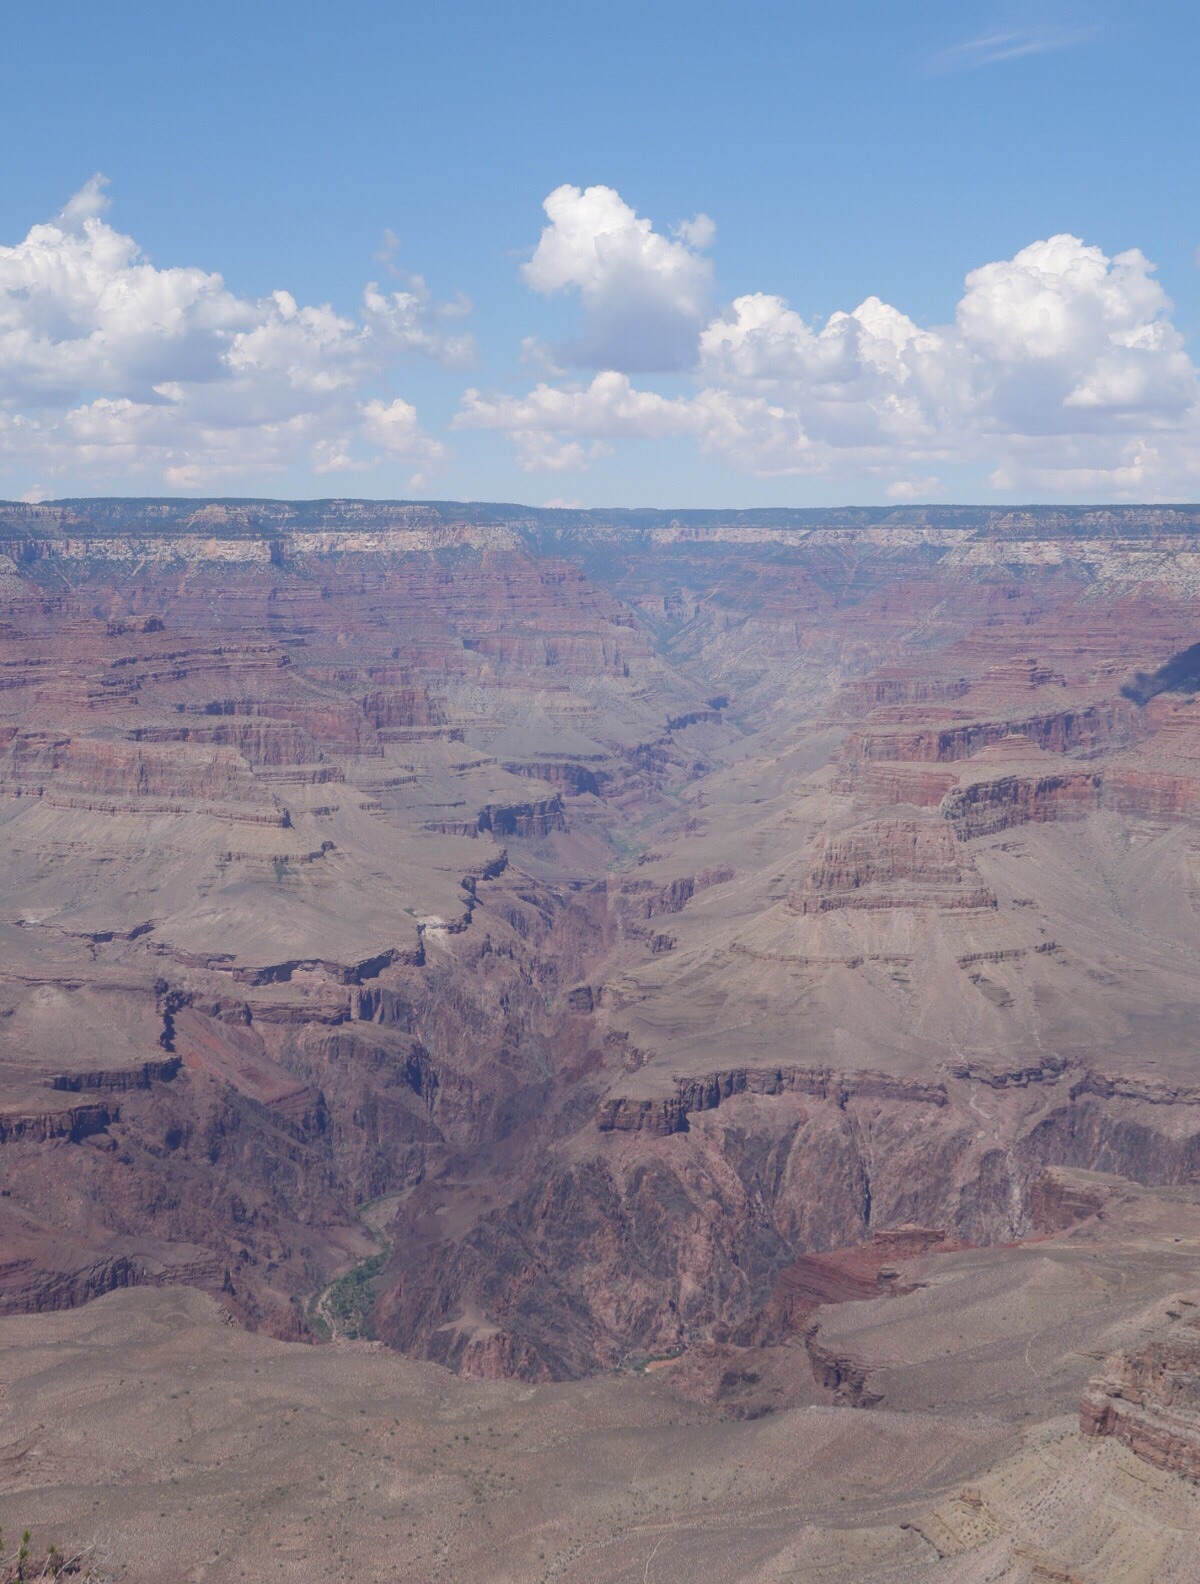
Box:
[4,501,1200,1579]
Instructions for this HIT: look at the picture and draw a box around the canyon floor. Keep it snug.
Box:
[4,1181,1199,1584]
[4,500,1200,1579]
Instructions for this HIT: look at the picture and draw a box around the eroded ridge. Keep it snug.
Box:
[1082,1301,1200,1480]
[4,500,1200,1381]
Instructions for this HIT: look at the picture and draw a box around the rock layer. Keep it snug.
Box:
[5,500,1200,1381]
[1082,1308,1200,1480]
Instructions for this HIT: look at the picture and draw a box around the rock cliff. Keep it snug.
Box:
[4,500,1200,1384]
[1081,1306,1200,1480]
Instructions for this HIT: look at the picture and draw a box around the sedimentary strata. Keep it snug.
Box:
[4,500,1200,1386]
[1082,1307,1200,1480]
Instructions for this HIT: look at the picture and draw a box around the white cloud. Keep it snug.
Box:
[673,214,716,250]
[57,172,112,226]
[310,437,371,475]
[361,280,476,369]
[522,184,714,373]
[0,180,467,489]
[458,370,695,441]
[10,178,1200,503]
[464,221,1200,497]
[928,25,1100,73]
[956,237,1196,430]
[887,475,941,502]
[510,437,603,474]
[361,396,448,465]
[455,370,698,471]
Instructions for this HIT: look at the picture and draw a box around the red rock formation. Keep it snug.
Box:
[789,819,995,913]
[501,759,604,795]
[596,1064,948,1135]
[6,502,1200,1384]
[615,864,735,920]
[1081,1312,1200,1480]
[48,1057,182,1092]
[0,1102,115,1144]
[842,702,1136,767]
[941,770,1103,836]
[423,797,567,838]
[856,762,962,808]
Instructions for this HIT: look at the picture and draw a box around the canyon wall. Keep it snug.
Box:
[4,500,1200,1384]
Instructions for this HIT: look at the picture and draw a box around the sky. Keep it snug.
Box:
[2,0,1200,507]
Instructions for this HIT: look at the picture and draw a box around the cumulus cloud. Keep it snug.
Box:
[462,215,1200,497]
[361,396,448,464]
[522,184,714,372]
[459,370,695,442]
[0,179,470,490]
[456,370,697,471]
[12,176,1200,502]
[956,237,1196,428]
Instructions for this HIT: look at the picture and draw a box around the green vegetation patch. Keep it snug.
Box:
[326,1252,386,1339]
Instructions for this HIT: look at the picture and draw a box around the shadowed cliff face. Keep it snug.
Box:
[6,502,1200,1381]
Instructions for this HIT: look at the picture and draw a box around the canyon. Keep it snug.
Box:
[4,499,1200,1579]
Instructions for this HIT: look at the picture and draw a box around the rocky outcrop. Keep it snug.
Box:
[941,770,1103,837]
[1027,1169,1110,1233]
[856,762,962,808]
[947,1053,1070,1088]
[130,719,337,771]
[1019,1093,1200,1186]
[0,1101,115,1143]
[665,706,724,731]
[840,674,971,710]
[478,797,566,837]
[843,702,1136,767]
[757,1230,948,1340]
[789,820,995,914]
[615,865,735,920]
[1105,766,1200,820]
[1069,1071,1200,1107]
[804,1324,885,1408]
[595,1092,692,1136]
[0,729,291,819]
[48,1057,182,1093]
[1081,1309,1200,1480]
[942,764,1200,835]
[228,946,416,988]
[597,1064,948,1135]
[0,1248,225,1316]
[501,759,604,795]
[360,685,446,732]
[187,697,379,755]
[425,797,567,839]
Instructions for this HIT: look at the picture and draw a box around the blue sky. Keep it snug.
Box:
[2,0,1199,505]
